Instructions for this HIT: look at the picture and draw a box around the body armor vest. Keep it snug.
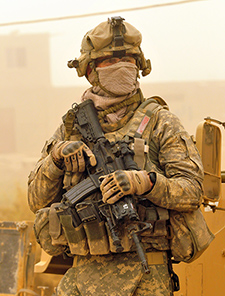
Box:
[33,94,214,264]
[61,96,171,255]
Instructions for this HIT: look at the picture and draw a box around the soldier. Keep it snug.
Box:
[28,17,205,295]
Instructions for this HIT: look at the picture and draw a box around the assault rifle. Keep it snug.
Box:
[61,99,152,273]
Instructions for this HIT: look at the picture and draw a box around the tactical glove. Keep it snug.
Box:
[51,141,96,172]
[100,170,153,204]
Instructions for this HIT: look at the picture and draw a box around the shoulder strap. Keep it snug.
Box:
[63,109,76,141]
[129,96,169,169]
[133,96,169,139]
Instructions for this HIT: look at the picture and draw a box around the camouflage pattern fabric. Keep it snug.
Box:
[28,92,204,295]
[104,104,204,212]
[28,95,203,213]
[142,108,204,212]
[56,252,173,296]
[33,207,66,256]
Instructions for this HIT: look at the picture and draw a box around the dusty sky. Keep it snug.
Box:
[0,0,224,87]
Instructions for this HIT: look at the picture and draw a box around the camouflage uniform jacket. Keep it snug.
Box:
[28,97,204,216]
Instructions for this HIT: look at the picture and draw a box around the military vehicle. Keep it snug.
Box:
[173,117,225,296]
[0,116,224,296]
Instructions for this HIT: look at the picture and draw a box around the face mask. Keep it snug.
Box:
[96,62,139,96]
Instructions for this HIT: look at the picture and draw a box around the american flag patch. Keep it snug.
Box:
[136,115,150,135]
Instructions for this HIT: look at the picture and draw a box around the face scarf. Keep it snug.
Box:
[95,61,139,96]
[82,62,140,124]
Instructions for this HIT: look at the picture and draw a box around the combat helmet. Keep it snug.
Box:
[68,16,151,78]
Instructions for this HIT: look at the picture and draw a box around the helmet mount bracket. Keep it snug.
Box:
[108,16,126,58]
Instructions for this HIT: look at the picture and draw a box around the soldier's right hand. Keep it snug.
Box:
[51,141,97,172]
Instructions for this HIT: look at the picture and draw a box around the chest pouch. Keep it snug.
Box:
[76,200,110,255]
[55,204,89,256]
[33,205,67,257]
[137,199,170,251]
[49,203,68,246]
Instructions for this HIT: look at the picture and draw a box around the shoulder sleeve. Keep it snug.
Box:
[28,124,65,213]
[145,109,204,211]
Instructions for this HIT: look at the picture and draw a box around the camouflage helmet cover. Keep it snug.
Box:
[68,17,151,77]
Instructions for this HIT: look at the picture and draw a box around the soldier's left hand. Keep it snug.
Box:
[99,170,153,204]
